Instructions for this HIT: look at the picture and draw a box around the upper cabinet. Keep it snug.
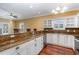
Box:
[43,20,52,28]
[43,18,65,30]
[65,15,79,28]
[43,14,79,29]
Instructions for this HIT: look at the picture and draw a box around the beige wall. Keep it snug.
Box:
[0,9,78,33]
[24,10,79,31]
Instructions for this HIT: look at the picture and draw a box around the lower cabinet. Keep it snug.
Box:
[0,47,16,55]
[0,36,43,55]
[47,33,53,44]
[15,40,34,55]
[46,33,75,49]
[35,36,43,54]
[31,36,43,55]
[64,35,74,49]
[47,33,59,45]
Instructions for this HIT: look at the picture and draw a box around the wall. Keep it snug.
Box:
[24,9,79,31]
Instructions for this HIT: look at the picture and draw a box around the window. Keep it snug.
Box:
[3,24,8,34]
[52,19,65,30]
[59,24,64,28]
[19,23,25,33]
[54,24,58,28]
[0,23,9,35]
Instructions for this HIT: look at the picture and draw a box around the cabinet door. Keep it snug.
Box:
[52,34,58,45]
[64,35,74,49]
[58,34,65,46]
[29,39,37,55]
[15,43,27,55]
[64,35,68,47]
[47,34,53,44]
[67,35,74,49]
[40,36,44,49]
[15,40,35,55]
[35,36,43,54]
[0,47,16,55]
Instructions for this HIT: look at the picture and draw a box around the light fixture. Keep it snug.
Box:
[51,9,58,14]
[51,6,68,14]
[63,6,68,10]
[56,6,61,11]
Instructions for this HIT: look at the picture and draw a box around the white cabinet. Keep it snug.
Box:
[36,36,43,54]
[0,47,16,55]
[32,36,43,55]
[25,40,35,55]
[65,15,79,28]
[15,40,34,55]
[43,20,52,28]
[58,34,65,46]
[64,35,74,49]
[47,33,59,45]
[46,33,75,49]
[65,35,74,49]
[47,33,53,44]
[52,33,58,45]
[0,36,43,55]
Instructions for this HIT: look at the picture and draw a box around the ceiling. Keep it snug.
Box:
[0,3,79,20]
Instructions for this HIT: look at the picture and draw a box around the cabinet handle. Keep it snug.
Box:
[16,47,20,50]
[34,44,37,47]
[17,53,21,55]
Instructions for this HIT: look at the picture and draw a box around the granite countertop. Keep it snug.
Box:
[0,32,43,52]
[44,31,79,37]
[0,31,79,52]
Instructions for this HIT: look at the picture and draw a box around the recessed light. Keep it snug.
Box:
[51,10,55,13]
[29,5,33,8]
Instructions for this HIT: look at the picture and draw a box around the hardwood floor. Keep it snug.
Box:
[39,44,76,55]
